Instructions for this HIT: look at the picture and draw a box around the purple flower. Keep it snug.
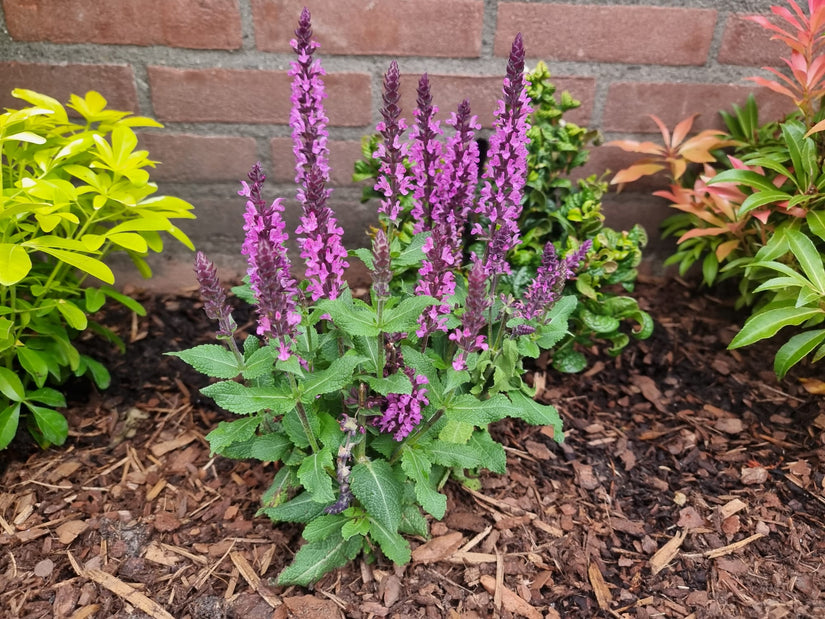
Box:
[194,251,236,338]
[473,33,532,277]
[374,61,412,223]
[325,414,358,514]
[432,99,480,244]
[376,368,429,441]
[516,240,592,322]
[239,164,301,360]
[409,74,443,233]
[415,224,458,338]
[371,227,392,299]
[290,7,348,301]
[449,255,490,370]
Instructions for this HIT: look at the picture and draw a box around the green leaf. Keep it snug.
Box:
[241,346,275,380]
[277,532,362,586]
[167,345,243,379]
[467,430,507,474]
[580,309,620,334]
[786,229,825,293]
[399,505,429,537]
[84,287,107,312]
[350,460,402,531]
[708,169,784,193]
[302,514,347,542]
[263,491,329,523]
[79,355,111,389]
[368,516,411,565]
[301,353,365,401]
[729,305,824,349]
[55,299,88,330]
[774,329,825,378]
[438,419,475,444]
[508,392,564,442]
[26,387,66,408]
[341,515,371,540]
[0,244,32,285]
[350,247,374,270]
[17,347,49,388]
[394,232,430,267]
[220,431,292,462]
[27,405,68,446]
[362,372,412,396]
[0,403,21,450]
[381,296,439,333]
[401,449,447,519]
[738,190,792,216]
[807,211,825,243]
[552,347,587,373]
[0,367,25,401]
[316,298,380,337]
[32,248,115,284]
[200,381,296,415]
[206,416,262,455]
[101,287,146,315]
[444,393,512,426]
[298,448,336,503]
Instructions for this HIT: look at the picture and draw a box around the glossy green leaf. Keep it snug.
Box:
[729,305,824,349]
[0,403,21,450]
[0,367,25,401]
[0,244,32,285]
[34,248,115,284]
[56,300,88,330]
[786,229,825,293]
[27,405,68,446]
[774,329,825,378]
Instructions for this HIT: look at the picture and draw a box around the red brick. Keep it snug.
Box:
[271,138,363,186]
[0,62,137,112]
[495,4,716,65]
[138,133,258,183]
[397,74,595,128]
[4,0,241,49]
[148,67,371,126]
[251,0,483,57]
[718,13,787,66]
[602,83,794,134]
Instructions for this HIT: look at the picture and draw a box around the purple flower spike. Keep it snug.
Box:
[377,368,429,441]
[409,74,443,233]
[240,164,301,359]
[194,251,236,338]
[415,224,458,338]
[474,33,532,277]
[517,240,592,322]
[449,255,491,370]
[371,227,392,299]
[289,7,348,301]
[432,99,480,244]
[375,61,412,223]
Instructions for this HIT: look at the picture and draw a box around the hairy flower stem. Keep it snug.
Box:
[287,373,319,452]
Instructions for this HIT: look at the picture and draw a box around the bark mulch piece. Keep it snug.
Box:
[1,277,823,618]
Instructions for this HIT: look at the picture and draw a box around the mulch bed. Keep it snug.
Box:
[0,276,823,619]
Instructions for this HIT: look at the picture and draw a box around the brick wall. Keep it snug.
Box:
[0,0,786,288]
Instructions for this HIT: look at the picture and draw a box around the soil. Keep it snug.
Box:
[0,276,823,619]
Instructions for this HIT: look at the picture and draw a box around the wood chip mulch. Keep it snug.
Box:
[0,276,823,619]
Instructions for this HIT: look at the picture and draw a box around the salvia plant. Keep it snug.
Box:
[0,89,194,450]
[610,0,825,378]
[171,9,587,585]
[355,61,652,373]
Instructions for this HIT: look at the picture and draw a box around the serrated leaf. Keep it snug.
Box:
[241,346,275,379]
[303,514,347,542]
[220,431,292,462]
[298,448,336,503]
[368,517,411,564]
[167,345,243,379]
[467,430,507,474]
[350,460,402,531]
[508,392,564,441]
[438,419,475,444]
[394,232,430,267]
[381,296,439,333]
[399,505,429,537]
[401,449,447,519]
[363,372,412,396]
[262,491,329,524]
[301,353,365,401]
[444,393,512,426]
[277,532,362,586]
[206,416,263,455]
[200,381,296,415]
[317,298,380,337]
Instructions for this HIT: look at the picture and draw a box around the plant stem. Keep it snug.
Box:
[286,373,319,452]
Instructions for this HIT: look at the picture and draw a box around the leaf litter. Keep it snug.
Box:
[0,276,823,618]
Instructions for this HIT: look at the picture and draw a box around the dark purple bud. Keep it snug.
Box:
[371,228,392,299]
[194,251,236,337]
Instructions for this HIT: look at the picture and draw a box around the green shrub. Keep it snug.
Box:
[0,89,195,449]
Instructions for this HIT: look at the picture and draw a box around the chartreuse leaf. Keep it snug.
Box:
[774,329,825,379]
[298,448,335,504]
[350,460,402,531]
[301,353,365,401]
[368,516,411,565]
[0,404,21,450]
[31,248,115,284]
[439,419,475,444]
[0,244,32,285]
[729,304,824,349]
[206,416,262,455]
[200,381,296,415]
[84,287,106,312]
[508,392,564,442]
[277,531,362,586]
[167,345,243,379]
[55,300,87,330]
[401,449,447,519]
